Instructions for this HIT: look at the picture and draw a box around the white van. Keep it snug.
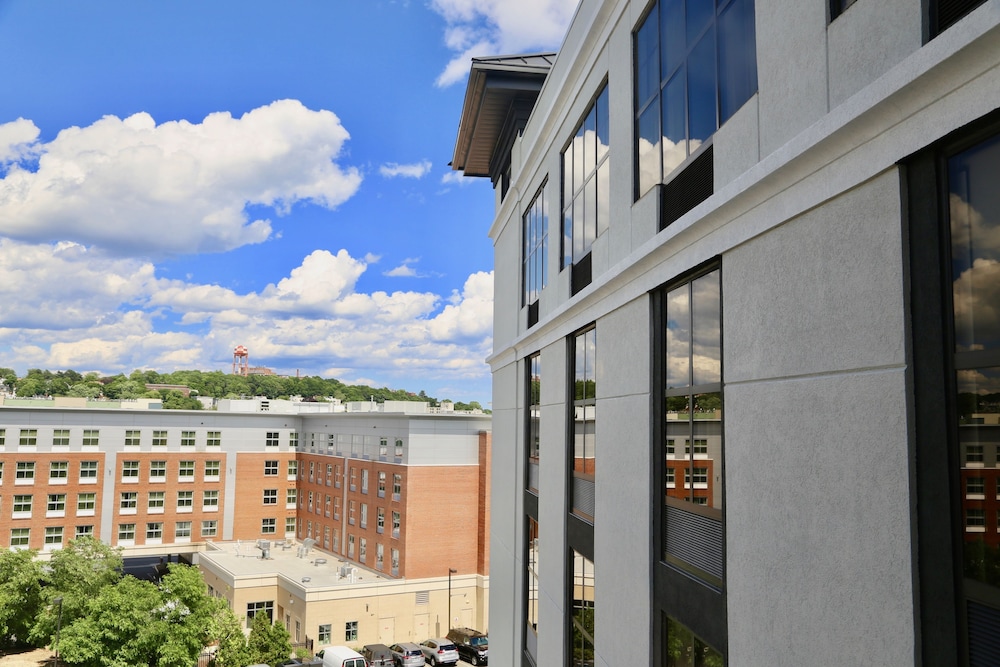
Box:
[319,646,368,667]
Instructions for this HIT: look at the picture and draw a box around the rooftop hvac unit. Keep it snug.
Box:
[339,564,352,578]
[314,558,327,566]
[255,540,271,559]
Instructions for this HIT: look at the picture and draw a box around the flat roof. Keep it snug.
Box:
[197,540,387,592]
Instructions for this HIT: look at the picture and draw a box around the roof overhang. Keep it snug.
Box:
[451,54,555,180]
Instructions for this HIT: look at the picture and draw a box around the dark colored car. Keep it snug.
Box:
[445,628,488,665]
[361,644,394,667]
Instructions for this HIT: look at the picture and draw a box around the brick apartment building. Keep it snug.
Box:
[0,398,490,585]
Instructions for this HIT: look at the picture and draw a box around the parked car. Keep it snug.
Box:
[319,645,368,667]
[417,639,459,666]
[445,628,488,666]
[361,644,393,667]
[388,642,425,667]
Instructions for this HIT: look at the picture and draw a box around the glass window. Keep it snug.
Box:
[525,517,540,658]
[263,489,278,505]
[52,429,69,447]
[265,432,279,448]
[49,461,68,481]
[146,522,163,540]
[523,181,550,309]
[121,460,139,480]
[177,491,194,509]
[120,492,137,511]
[10,528,30,548]
[203,490,219,509]
[947,134,1000,631]
[180,431,196,447]
[246,601,273,627]
[345,621,358,642]
[318,624,331,644]
[179,460,195,479]
[117,524,135,542]
[393,474,402,500]
[124,430,140,447]
[569,550,595,667]
[13,494,32,514]
[261,518,276,534]
[151,430,167,447]
[148,491,165,510]
[663,267,723,585]
[207,431,221,447]
[264,460,278,476]
[44,526,63,546]
[80,460,98,480]
[205,460,221,478]
[665,615,724,666]
[46,494,66,513]
[75,525,93,539]
[378,471,386,497]
[392,511,401,538]
[175,521,192,539]
[150,460,167,480]
[19,429,37,447]
[361,468,369,494]
[82,429,99,447]
[77,493,96,512]
[562,86,610,281]
[527,353,541,493]
[634,0,757,198]
[571,327,597,520]
[201,520,218,537]
[15,461,34,481]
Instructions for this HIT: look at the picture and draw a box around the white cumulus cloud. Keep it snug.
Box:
[379,160,433,179]
[429,0,578,87]
[0,100,362,257]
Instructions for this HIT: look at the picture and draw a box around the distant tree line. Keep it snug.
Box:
[0,367,488,413]
[0,537,293,667]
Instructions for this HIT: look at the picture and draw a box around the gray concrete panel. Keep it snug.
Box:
[714,94,760,192]
[493,209,521,346]
[756,0,829,157]
[596,297,650,400]
[724,170,905,382]
[593,393,651,667]
[725,368,914,665]
[828,0,922,108]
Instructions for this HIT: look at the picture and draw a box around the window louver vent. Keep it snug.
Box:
[662,145,714,230]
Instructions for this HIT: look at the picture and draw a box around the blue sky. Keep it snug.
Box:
[0,0,578,406]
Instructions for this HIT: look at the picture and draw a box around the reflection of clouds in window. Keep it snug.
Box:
[953,258,1000,351]
[956,367,1000,395]
[949,193,1000,262]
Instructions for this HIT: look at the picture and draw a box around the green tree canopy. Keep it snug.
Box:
[0,548,45,649]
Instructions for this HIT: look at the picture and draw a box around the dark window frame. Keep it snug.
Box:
[905,108,1000,666]
[650,260,728,664]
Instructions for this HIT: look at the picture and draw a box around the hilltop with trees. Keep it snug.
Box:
[0,367,488,413]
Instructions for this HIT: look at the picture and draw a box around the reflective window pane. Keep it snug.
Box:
[661,0,686,80]
[636,8,660,106]
[949,134,1000,352]
[638,104,662,196]
[663,70,689,178]
[719,0,758,123]
[666,283,691,388]
[687,31,717,145]
[666,615,724,666]
[691,270,721,385]
[569,551,595,667]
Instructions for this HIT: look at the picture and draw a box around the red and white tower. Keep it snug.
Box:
[233,345,249,376]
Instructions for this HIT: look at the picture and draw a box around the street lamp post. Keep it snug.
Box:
[52,597,63,667]
[447,568,457,632]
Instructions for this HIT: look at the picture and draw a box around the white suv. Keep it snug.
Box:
[418,639,459,667]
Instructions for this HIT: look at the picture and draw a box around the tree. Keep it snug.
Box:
[244,611,292,667]
[0,548,45,649]
[58,563,233,667]
[66,383,102,399]
[31,537,123,646]
[0,367,17,388]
